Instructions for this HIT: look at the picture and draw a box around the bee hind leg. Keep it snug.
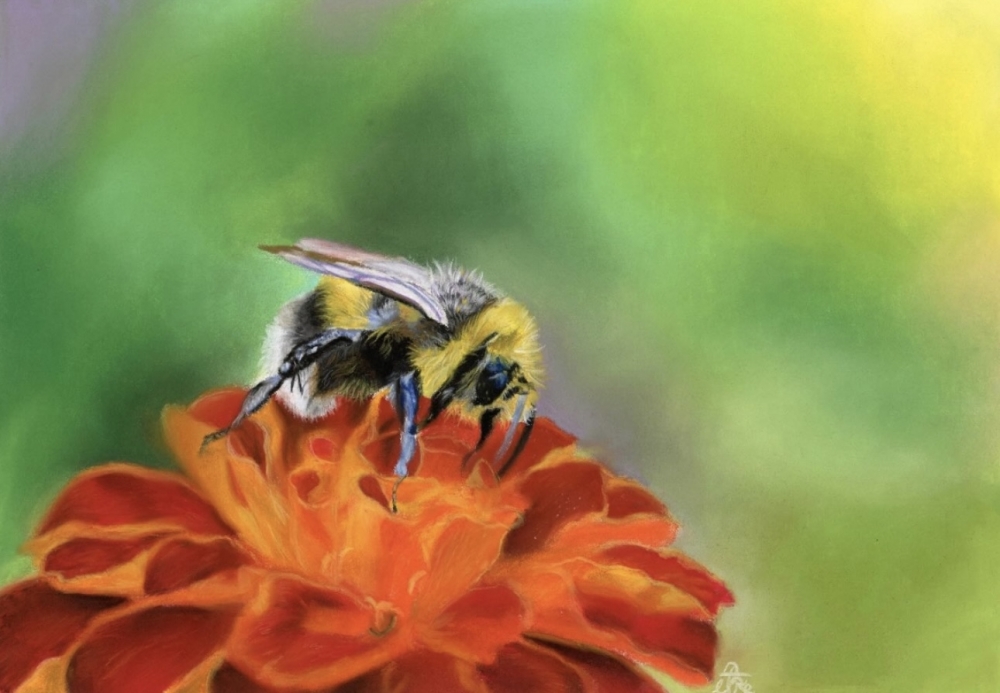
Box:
[200,374,285,452]
[201,328,366,451]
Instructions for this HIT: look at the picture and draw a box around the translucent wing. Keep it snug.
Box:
[261,239,449,326]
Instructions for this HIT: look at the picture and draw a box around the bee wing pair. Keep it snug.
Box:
[261,239,450,327]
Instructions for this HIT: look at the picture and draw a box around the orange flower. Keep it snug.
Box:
[0,389,733,692]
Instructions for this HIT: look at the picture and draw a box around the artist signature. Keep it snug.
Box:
[712,661,755,693]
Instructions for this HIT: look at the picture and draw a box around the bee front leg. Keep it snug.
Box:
[393,371,420,477]
[201,328,366,450]
[461,408,501,469]
[390,371,420,512]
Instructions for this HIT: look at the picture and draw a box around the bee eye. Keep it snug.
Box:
[474,359,510,406]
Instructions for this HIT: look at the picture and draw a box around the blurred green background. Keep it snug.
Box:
[1,0,998,689]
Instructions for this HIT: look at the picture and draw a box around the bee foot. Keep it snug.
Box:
[200,428,230,454]
[390,476,405,514]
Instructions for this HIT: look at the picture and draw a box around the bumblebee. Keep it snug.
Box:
[203,239,543,483]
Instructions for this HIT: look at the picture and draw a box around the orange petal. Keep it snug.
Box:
[66,604,237,693]
[226,576,404,690]
[0,579,124,692]
[144,536,249,595]
[164,408,295,566]
[413,518,512,618]
[543,511,677,553]
[423,584,525,663]
[596,545,734,615]
[502,462,606,556]
[478,642,585,693]
[36,464,231,538]
[508,558,721,685]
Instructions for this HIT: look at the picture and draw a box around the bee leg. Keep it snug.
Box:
[390,371,420,512]
[461,408,501,469]
[201,328,366,450]
[495,393,528,461]
[495,411,536,478]
[200,374,285,451]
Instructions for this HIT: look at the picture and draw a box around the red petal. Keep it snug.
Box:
[503,463,606,556]
[358,475,390,511]
[292,469,323,504]
[228,419,268,475]
[579,592,719,681]
[238,581,371,668]
[43,534,166,579]
[330,671,382,693]
[211,663,285,693]
[605,485,666,519]
[478,642,584,693]
[532,639,665,693]
[68,606,237,693]
[362,410,478,481]
[187,390,248,430]
[38,467,231,537]
[361,428,420,477]
[144,537,248,594]
[0,580,123,692]
[331,652,481,693]
[427,585,525,662]
[597,545,734,615]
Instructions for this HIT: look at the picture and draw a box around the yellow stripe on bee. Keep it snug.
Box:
[412,298,544,399]
[317,276,375,330]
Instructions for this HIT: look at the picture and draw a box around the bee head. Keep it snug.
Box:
[414,298,543,423]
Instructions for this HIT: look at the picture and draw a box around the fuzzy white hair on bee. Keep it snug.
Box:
[202,240,544,507]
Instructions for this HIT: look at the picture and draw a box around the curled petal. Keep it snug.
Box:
[67,605,237,693]
[0,580,123,692]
